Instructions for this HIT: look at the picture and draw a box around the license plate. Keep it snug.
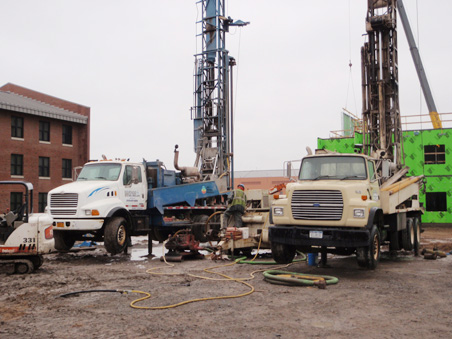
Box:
[57,222,64,228]
[309,231,323,239]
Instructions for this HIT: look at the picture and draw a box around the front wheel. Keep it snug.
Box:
[104,217,129,255]
[356,225,380,270]
[271,242,296,264]
[54,231,76,251]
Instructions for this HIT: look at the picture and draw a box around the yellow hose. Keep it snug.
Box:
[130,258,257,310]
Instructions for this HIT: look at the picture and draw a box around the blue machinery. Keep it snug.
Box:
[144,1,248,243]
[192,0,248,188]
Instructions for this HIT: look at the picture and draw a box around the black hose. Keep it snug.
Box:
[59,289,123,298]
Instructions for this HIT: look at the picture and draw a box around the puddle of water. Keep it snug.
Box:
[129,242,170,261]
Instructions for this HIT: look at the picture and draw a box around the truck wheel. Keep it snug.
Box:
[271,242,296,264]
[413,217,421,256]
[356,225,380,269]
[104,217,128,255]
[54,231,76,251]
[402,219,414,251]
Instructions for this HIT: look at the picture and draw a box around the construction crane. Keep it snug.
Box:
[192,0,248,189]
[397,0,442,129]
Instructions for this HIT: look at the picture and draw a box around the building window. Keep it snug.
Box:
[11,116,24,138]
[38,193,48,213]
[10,192,23,212]
[62,124,72,145]
[39,121,50,142]
[11,154,24,176]
[62,159,72,179]
[426,192,447,212]
[39,157,50,177]
[424,145,445,164]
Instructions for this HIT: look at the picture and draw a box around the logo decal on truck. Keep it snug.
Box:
[88,187,109,197]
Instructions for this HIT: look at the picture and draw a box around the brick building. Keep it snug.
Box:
[234,169,294,193]
[0,83,90,213]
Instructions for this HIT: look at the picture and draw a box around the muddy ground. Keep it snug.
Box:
[1,226,451,338]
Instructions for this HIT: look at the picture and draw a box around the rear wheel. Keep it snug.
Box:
[402,219,414,251]
[104,217,128,255]
[271,242,296,264]
[413,216,421,256]
[54,231,76,251]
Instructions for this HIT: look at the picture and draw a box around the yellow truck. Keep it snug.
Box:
[269,152,423,269]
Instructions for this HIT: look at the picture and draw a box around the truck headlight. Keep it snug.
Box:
[353,208,365,218]
[84,209,100,216]
[273,207,284,216]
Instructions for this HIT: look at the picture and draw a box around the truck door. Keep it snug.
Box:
[120,165,147,210]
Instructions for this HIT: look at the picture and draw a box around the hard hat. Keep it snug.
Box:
[237,184,245,190]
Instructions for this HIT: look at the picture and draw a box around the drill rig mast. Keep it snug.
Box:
[192,0,248,188]
[361,0,402,168]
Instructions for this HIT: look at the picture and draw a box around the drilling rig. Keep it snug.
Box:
[191,0,245,186]
[269,0,424,269]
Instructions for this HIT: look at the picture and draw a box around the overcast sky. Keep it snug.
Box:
[1,1,451,171]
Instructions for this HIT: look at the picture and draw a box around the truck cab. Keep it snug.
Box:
[48,160,147,254]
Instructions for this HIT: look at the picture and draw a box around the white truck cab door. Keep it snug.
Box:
[120,165,147,210]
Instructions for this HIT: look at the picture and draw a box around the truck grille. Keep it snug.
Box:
[291,190,343,221]
[50,209,77,216]
[50,193,78,216]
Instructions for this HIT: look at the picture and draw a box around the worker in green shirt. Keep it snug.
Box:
[222,184,247,228]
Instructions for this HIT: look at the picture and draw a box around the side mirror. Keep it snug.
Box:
[286,161,292,179]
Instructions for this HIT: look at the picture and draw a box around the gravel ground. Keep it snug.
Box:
[1,226,451,338]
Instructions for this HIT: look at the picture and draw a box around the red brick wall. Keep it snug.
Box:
[0,83,90,160]
[0,84,90,213]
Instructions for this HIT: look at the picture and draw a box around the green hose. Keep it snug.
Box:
[262,269,339,287]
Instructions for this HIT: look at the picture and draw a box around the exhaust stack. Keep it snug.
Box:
[174,145,201,180]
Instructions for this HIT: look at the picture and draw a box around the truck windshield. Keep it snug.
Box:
[299,156,367,180]
[77,163,122,181]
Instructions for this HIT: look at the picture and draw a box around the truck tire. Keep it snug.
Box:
[356,225,380,269]
[413,217,421,256]
[402,219,414,251]
[271,242,296,264]
[104,217,128,255]
[54,230,76,251]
